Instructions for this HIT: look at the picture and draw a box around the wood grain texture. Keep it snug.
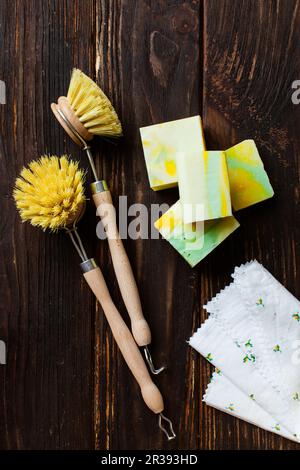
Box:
[0,0,96,449]
[93,0,202,450]
[202,0,300,450]
[1,0,300,451]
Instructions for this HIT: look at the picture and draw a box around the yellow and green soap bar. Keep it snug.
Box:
[140,115,205,191]
[177,150,232,223]
[224,140,274,211]
[154,200,240,268]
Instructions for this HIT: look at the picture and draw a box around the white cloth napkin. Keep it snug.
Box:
[204,371,298,442]
[189,261,300,442]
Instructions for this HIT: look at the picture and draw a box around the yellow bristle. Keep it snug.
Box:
[67,68,123,138]
[13,155,85,231]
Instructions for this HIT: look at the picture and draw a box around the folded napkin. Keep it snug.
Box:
[189,261,300,442]
[204,371,298,442]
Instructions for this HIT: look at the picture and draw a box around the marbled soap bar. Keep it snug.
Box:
[225,140,274,211]
[177,150,232,223]
[140,116,205,191]
[154,200,240,267]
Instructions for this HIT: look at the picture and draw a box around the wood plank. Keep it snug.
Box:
[202,0,300,450]
[0,0,96,449]
[1,0,299,451]
[94,0,202,450]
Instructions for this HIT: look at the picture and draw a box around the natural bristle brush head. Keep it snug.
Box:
[13,155,86,231]
[51,68,122,147]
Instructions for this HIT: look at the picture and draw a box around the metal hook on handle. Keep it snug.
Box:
[144,346,165,375]
[159,413,176,441]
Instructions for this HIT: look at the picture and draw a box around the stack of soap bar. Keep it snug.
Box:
[154,200,240,268]
[140,115,274,267]
[177,150,232,223]
[140,116,205,191]
[225,140,274,211]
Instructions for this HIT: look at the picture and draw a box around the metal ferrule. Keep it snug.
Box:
[90,180,108,194]
[80,258,98,273]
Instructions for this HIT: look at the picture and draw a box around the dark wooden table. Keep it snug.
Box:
[0,0,300,450]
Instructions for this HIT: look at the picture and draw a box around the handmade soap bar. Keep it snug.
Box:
[154,200,239,268]
[177,150,232,223]
[140,116,205,191]
[225,140,274,211]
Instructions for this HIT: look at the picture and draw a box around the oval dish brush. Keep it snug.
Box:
[51,69,164,375]
[13,155,175,439]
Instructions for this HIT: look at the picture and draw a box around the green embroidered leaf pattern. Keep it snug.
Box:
[273,345,282,353]
[293,312,300,322]
[273,423,281,431]
[256,298,264,307]
[245,339,253,348]
[206,353,213,362]
[293,392,299,401]
[226,403,235,412]
[249,394,255,401]
[243,354,256,363]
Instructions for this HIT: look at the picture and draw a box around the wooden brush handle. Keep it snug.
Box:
[83,266,164,414]
[93,190,151,347]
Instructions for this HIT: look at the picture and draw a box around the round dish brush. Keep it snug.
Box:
[51,69,163,375]
[13,155,175,440]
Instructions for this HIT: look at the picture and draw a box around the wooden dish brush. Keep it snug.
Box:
[13,155,175,440]
[51,69,163,375]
